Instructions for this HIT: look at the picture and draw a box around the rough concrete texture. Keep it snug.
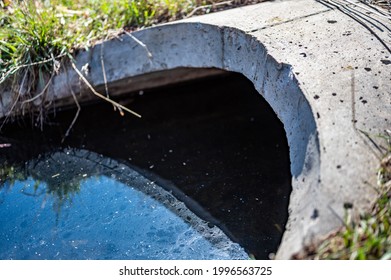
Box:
[1,0,390,258]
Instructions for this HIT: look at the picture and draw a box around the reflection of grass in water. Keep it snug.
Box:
[0,164,25,185]
[43,176,82,220]
[0,162,82,219]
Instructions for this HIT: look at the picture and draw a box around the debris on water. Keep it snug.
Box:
[0,143,11,148]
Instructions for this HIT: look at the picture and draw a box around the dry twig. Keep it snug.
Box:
[70,60,141,118]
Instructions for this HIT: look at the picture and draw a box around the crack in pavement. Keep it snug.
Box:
[247,8,332,33]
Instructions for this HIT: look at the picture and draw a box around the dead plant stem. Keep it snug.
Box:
[70,61,141,118]
[0,54,66,85]
[185,0,234,18]
[62,87,81,143]
[100,40,110,98]
[124,31,153,59]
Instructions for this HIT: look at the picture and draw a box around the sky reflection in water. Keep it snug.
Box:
[0,170,247,260]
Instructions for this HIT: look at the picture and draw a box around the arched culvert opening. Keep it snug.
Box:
[46,22,319,180]
[1,22,320,259]
[1,71,292,259]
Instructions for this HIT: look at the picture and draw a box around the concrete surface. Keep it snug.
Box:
[1,0,390,258]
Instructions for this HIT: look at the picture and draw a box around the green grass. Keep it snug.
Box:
[0,0,200,67]
[0,0,201,90]
[302,131,391,260]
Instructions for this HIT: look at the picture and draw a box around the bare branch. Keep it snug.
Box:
[70,61,141,118]
[124,31,153,59]
[62,88,81,143]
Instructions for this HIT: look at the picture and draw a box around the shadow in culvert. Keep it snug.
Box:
[1,71,292,259]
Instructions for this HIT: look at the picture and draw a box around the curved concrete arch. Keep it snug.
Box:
[0,21,321,258]
[57,23,321,180]
[52,22,321,258]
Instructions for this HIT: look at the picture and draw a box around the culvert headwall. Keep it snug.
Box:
[59,23,320,182]
[0,22,321,259]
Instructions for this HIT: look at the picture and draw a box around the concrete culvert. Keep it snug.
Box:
[2,0,391,260]
[0,22,320,259]
[0,71,294,259]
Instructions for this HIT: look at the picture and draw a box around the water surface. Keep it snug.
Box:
[0,73,292,258]
[0,150,248,260]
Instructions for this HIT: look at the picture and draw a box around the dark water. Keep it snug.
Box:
[0,72,292,259]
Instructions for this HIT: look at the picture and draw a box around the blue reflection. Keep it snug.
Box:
[0,170,247,259]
